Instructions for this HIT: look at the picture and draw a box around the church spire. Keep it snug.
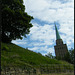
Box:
[54,23,68,59]
[55,23,61,40]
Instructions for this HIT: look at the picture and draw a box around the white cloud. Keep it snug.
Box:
[28,47,39,51]
[24,0,49,12]
[12,39,27,45]
[29,24,55,45]
[12,0,74,55]
[29,45,55,56]
[24,0,74,22]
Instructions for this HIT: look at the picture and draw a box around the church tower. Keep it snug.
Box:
[54,24,68,59]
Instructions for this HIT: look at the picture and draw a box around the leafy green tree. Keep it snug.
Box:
[1,0,33,43]
[63,51,71,63]
[68,48,74,64]
[63,48,74,64]
[38,52,42,56]
[45,52,55,59]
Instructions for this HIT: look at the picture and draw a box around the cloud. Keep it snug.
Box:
[28,45,55,56]
[12,39,27,45]
[24,0,74,22]
[24,0,74,47]
[11,0,74,56]
[29,23,55,45]
[24,0,49,12]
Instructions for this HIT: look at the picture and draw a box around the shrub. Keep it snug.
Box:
[2,46,9,51]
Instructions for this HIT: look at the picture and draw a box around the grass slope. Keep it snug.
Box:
[1,42,73,69]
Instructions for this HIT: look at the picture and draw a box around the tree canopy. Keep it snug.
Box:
[63,48,74,64]
[1,0,33,43]
[45,52,55,59]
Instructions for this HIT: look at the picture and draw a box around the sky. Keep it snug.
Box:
[12,0,74,56]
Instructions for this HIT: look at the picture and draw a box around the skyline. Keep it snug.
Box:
[12,0,74,56]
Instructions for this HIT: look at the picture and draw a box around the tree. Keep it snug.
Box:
[45,52,55,59]
[63,51,71,63]
[1,0,33,43]
[63,48,74,64]
[68,48,74,64]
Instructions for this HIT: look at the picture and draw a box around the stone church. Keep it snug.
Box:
[54,24,68,59]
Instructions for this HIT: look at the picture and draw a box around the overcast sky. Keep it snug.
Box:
[12,0,74,56]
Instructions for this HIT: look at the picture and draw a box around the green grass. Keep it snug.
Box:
[1,42,74,71]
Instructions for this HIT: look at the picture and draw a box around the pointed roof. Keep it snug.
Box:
[55,24,61,40]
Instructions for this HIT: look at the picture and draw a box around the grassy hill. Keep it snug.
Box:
[1,42,74,70]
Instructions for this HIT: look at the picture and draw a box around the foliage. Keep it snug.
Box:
[38,52,42,55]
[1,42,74,73]
[2,46,9,51]
[45,52,55,59]
[1,42,72,68]
[63,48,74,64]
[1,0,33,43]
